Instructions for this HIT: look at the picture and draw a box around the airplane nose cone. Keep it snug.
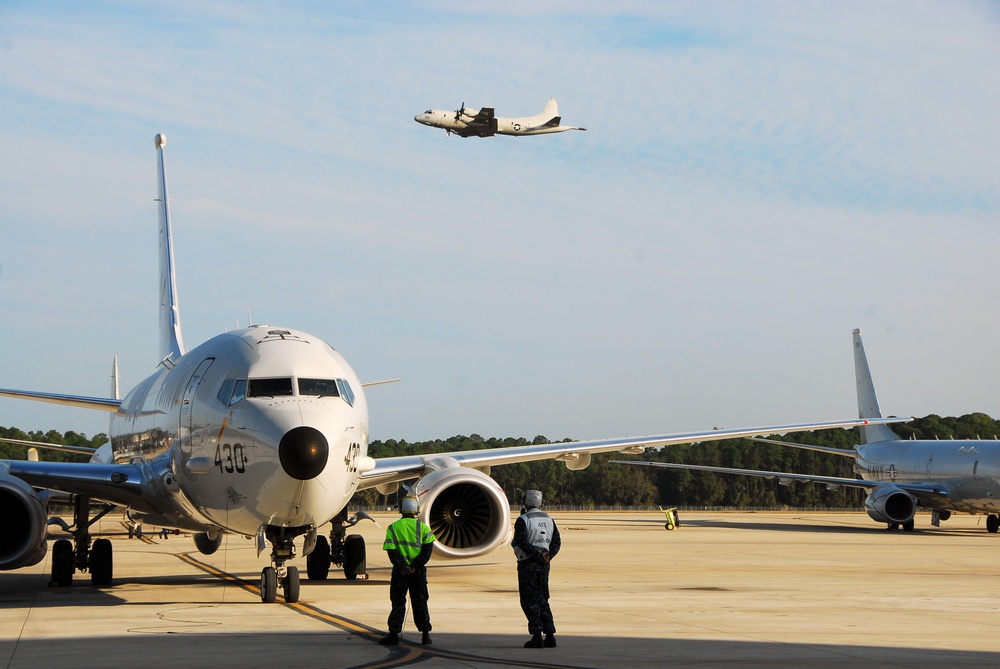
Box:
[279,426,329,480]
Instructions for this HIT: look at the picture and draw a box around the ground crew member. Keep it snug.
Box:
[378,496,435,646]
[512,489,561,648]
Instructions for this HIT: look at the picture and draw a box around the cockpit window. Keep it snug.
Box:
[248,377,293,397]
[298,378,340,397]
[218,379,248,406]
[337,379,356,407]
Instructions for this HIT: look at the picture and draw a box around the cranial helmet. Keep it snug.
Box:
[524,489,543,508]
[401,496,419,514]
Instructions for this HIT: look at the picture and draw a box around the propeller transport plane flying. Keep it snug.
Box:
[0,136,905,604]
[414,98,586,137]
[615,329,1000,533]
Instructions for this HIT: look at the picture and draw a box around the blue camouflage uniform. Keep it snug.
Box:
[512,507,561,636]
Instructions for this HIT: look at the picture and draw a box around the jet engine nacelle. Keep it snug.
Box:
[414,463,512,559]
[0,472,49,570]
[864,486,917,525]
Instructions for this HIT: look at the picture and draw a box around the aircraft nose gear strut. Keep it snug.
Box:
[260,527,302,603]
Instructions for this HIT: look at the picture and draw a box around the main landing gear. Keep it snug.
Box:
[986,514,999,533]
[305,509,372,582]
[49,495,117,588]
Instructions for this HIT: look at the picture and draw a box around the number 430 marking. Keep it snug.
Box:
[215,443,247,473]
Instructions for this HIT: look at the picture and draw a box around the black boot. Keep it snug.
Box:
[422,631,432,645]
[524,633,543,648]
[544,633,556,648]
[378,632,399,645]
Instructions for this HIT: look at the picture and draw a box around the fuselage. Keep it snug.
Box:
[856,440,1000,513]
[107,325,369,537]
[414,109,573,137]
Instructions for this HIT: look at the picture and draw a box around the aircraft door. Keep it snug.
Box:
[180,358,215,454]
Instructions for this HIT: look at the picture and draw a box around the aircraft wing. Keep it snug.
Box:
[0,459,153,510]
[468,107,495,123]
[358,417,909,491]
[0,435,97,456]
[609,459,953,502]
[610,460,876,490]
[0,387,121,412]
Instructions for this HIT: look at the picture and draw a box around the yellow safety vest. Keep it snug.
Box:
[383,516,435,564]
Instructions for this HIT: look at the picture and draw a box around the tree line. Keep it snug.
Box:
[5,413,998,509]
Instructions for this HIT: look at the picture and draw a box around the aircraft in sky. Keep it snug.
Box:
[414,98,586,137]
[0,136,904,604]
[614,329,1000,533]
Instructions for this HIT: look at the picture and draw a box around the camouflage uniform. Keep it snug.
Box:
[512,507,561,636]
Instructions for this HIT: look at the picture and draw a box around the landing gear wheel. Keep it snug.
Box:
[260,566,277,603]
[307,535,331,580]
[90,538,114,586]
[902,520,915,532]
[887,522,899,531]
[344,534,366,580]
[283,566,300,603]
[987,514,999,533]
[51,539,74,587]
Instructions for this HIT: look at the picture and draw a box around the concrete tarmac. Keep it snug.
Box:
[2,510,999,668]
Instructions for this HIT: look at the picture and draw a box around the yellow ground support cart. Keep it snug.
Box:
[659,506,681,530]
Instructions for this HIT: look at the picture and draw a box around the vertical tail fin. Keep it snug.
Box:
[852,329,898,444]
[154,134,186,363]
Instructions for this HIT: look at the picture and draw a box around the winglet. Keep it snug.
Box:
[155,134,186,363]
[852,329,898,444]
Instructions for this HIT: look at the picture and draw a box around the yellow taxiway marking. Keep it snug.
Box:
[177,552,596,669]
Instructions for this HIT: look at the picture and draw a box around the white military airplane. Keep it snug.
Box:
[614,329,1000,533]
[0,136,904,604]
[414,98,586,137]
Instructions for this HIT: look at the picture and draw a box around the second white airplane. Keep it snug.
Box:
[0,137,903,604]
[615,329,1000,533]
[414,98,586,137]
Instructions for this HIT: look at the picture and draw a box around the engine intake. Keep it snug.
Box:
[864,486,917,525]
[414,466,511,559]
[0,473,49,570]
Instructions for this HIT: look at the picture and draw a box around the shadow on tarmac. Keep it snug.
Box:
[2,630,998,669]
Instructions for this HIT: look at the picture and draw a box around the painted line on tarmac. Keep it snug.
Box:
[178,552,597,669]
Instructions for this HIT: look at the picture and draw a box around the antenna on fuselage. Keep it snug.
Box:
[155,133,186,364]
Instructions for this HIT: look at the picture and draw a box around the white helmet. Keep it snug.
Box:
[401,496,419,514]
[524,489,543,508]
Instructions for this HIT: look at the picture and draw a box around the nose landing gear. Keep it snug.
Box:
[260,530,301,603]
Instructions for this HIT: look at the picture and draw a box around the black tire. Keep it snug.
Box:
[987,514,999,533]
[51,539,74,587]
[343,534,366,580]
[283,565,300,603]
[90,538,113,586]
[306,535,331,580]
[902,520,915,532]
[260,566,277,603]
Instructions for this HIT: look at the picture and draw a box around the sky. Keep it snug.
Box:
[1,1,999,443]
